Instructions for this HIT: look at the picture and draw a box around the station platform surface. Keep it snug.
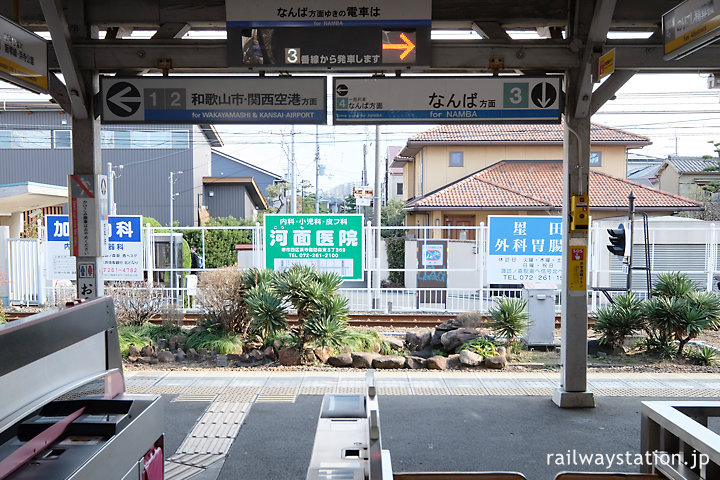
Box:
[128,369,720,480]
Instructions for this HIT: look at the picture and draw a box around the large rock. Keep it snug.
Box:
[352,352,379,369]
[430,329,445,348]
[447,354,461,370]
[279,347,301,366]
[264,346,276,361]
[440,328,483,353]
[186,348,199,361]
[169,335,184,351]
[156,338,169,351]
[372,355,406,369]
[497,346,512,362]
[405,330,432,351]
[314,346,333,363]
[383,337,405,351]
[174,348,187,362]
[426,355,448,370]
[453,311,485,329]
[459,349,483,367]
[140,345,155,357]
[435,318,460,332]
[127,345,141,357]
[137,356,158,364]
[328,353,353,367]
[485,355,507,369]
[405,356,427,369]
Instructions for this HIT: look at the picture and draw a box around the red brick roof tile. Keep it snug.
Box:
[408,123,650,144]
[406,161,700,212]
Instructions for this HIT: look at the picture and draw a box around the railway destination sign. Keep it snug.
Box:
[100,76,326,124]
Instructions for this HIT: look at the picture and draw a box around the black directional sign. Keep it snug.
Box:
[105,82,141,118]
[531,82,558,109]
[225,0,431,69]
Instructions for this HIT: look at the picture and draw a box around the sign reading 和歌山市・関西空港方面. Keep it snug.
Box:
[487,216,563,285]
[265,214,363,280]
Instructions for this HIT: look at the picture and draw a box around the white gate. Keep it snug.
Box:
[8,238,42,305]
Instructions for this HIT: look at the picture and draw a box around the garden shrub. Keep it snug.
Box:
[183,216,255,268]
[385,236,405,286]
[106,282,164,326]
[196,268,252,336]
[185,329,241,354]
[684,345,718,366]
[593,293,644,349]
[458,337,499,357]
[643,272,720,355]
[245,283,287,338]
[488,297,530,346]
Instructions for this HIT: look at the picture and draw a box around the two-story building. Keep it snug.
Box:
[393,123,701,238]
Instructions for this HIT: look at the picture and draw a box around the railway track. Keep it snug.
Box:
[4,309,585,329]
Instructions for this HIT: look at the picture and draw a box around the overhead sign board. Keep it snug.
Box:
[265,214,363,280]
[100,76,326,124]
[225,0,431,69]
[46,215,143,281]
[0,15,48,93]
[598,49,615,81]
[663,0,720,60]
[333,76,563,125]
[487,216,564,285]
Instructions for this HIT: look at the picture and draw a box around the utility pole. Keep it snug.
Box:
[373,125,382,309]
[169,170,182,303]
[291,126,297,214]
[362,143,368,220]
[315,125,320,214]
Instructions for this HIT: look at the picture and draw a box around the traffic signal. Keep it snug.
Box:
[607,224,626,256]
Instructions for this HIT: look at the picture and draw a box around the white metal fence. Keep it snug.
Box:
[5,219,720,313]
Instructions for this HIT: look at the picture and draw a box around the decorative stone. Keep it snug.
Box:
[430,329,444,348]
[279,347,301,366]
[440,328,482,353]
[484,355,507,369]
[227,354,241,364]
[454,311,485,329]
[174,348,187,362]
[198,348,209,356]
[497,346,512,362]
[372,355,406,369]
[186,348,199,361]
[236,353,252,363]
[406,330,432,351]
[127,345,141,357]
[303,347,318,363]
[314,346,333,363]
[136,356,157,364]
[264,346,276,360]
[459,349,483,367]
[273,339,283,350]
[383,337,405,351]
[140,345,155,357]
[328,353,353,367]
[446,354,461,370]
[251,349,265,361]
[127,356,138,363]
[352,352,379,369]
[169,335,184,351]
[216,355,228,367]
[405,356,427,369]
[426,355,448,370]
[156,338,169,351]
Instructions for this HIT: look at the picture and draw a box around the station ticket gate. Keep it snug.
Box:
[0,298,164,480]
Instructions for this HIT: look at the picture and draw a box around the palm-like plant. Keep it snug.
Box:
[488,297,530,346]
[304,314,349,348]
[593,293,644,349]
[245,284,287,338]
[652,272,695,298]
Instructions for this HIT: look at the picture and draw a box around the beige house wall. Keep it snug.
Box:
[657,166,680,196]
[409,144,628,197]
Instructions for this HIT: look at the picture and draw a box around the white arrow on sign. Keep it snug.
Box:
[108,86,138,113]
[531,82,557,108]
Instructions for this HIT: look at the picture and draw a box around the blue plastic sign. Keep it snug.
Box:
[101,76,327,124]
[45,215,143,281]
[487,216,563,284]
[333,76,562,124]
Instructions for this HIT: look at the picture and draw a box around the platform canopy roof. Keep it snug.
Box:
[0,182,67,216]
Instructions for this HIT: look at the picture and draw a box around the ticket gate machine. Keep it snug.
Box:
[0,298,164,480]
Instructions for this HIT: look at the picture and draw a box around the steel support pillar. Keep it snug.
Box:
[71,71,105,299]
[553,72,595,408]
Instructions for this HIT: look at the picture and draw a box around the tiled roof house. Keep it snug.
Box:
[393,123,701,238]
[656,155,720,200]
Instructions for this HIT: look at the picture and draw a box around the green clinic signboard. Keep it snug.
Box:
[265,214,363,280]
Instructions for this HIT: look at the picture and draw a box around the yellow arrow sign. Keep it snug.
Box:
[382,32,416,60]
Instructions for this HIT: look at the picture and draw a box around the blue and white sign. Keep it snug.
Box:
[487,216,563,284]
[105,216,143,280]
[333,76,562,125]
[101,76,326,124]
[46,214,75,280]
[45,215,143,281]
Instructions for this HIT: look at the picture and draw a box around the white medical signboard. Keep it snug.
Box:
[333,76,562,124]
[487,216,563,284]
[100,76,326,124]
[46,215,143,281]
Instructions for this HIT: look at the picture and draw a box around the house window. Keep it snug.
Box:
[114,131,132,148]
[12,130,51,148]
[396,183,403,195]
[54,130,72,148]
[590,151,601,167]
[171,130,190,149]
[449,151,464,167]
